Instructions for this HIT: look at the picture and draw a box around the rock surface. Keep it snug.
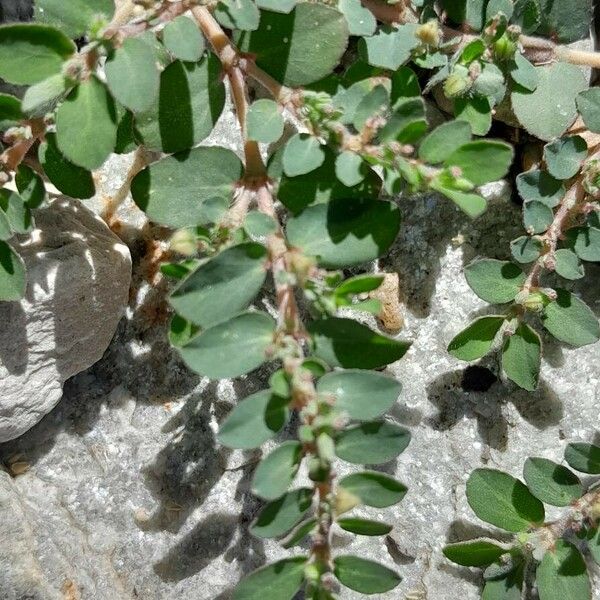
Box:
[0,198,131,442]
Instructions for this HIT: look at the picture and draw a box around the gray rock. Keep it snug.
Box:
[0,198,131,442]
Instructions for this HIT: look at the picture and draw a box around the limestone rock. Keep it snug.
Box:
[0,198,131,442]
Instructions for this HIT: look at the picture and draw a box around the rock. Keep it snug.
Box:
[0,197,131,442]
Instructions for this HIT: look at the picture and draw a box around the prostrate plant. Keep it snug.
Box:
[444,442,600,600]
[1,0,600,598]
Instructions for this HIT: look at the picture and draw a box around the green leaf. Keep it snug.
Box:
[464,259,525,304]
[334,274,383,295]
[439,0,487,30]
[317,370,400,421]
[516,170,564,208]
[510,236,543,263]
[564,443,600,474]
[335,421,410,465]
[38,133,95,199]
[512,0,542,34]
[131,145,243,228]
[523,457,582,507]
[577,88,600,134]
[443,540,508,567]
[537,0,593,43]
[244,211,278,240]
[250,488,313,538]
[236,3,348,86]
[554,248,584,280]
[337,518,392,536]
[543,136,587,181]
[282,134,325,177]
[523,201,554,235]
[352,84,389,131]
[334,556,401,594]
[21,73,69,117]
[448,316,505,361]
[454,95,492,136]
[0,94,23,129]
[338,471,407,508]
[308,317,411,369]
[0,241,26,301]
[473,63,506,106]
[391,66,421,101]
[0,190,33,235]
[232,557,307,600]
[114,108,137,154]
[34,0,114,38]
[482,566,523,600]
[358,23,419,70]
[179,311,275,379]
[433,185,487,219]
[56,76,117,170]
[0,24,75,85]
[252,441,302,500]
[161,15,205,62]
[509,52,538,92]
[105,37,160,114]
[256,0,296,12]
[379,96,426,143]
[590,527,600,565]
[466,468,545,532]
[286,197,400,268]
[565,226,600,262]
[247,99,284,144]
[338,0,376,36]
[335,151,367,187]
[218,390,289,449]
[168,314,199,347]
[135,55,225,153]
[445,141,513,186]
[15,165,46,209]
[541,289,600,347]
[419,120,472,164]
[169,243,267,328]
[281,517,317,548]
[512,63,587,141]
[215,0,260,31]
[536,541,591,600]
[502,322,541,391]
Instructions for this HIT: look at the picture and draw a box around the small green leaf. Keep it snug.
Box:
[256,0,296,12]
[577,88,600,133]
[448,316,505,361]
[252,441,302,500]
[379,96,426,143]
[512,0,542,34]
[510,236,543,263]
[536,541,591,600]
[334,556,401,594]
[232,557,307,600]
[473,63,506,106]
[542,289,600,347]
[235,3,348,86]
[564,443,600,474]
[509,52,538,91]
[244,211,278,240]
[247,99,284,144]
[162,16,205,62]
[565,226,600,262]
[523,201,554,234]
[0,241,26,301]
[419,120,472,164]
[454,95,492,136]
[15,164,46,209]
[445,140,513,186]
[179,311,275,379]
[250,488,313,538]
[0,94,23,129]
[482,565,523,600]
[335,151,367,187]
[512,63,587,141]
[169,243,268,328]
[21,73,70,117]
[286,197,400,268]
[334,274,383,295]
[433,185,487,219]
[215,0,260,31]
[543,136,587,180]
[105,37,160,114]
[38,133,95,199]
[168,314,199,348]
[308,317,411,369]
[335,421,410,465]
[523,457,582,507]
[590,528,600,565]
[0,23,75,85]
[218,390,289,449]
[131,145,243,228]
[0,190,33,235]
[464,259,525,304]
[358,23,419,70]
[352,84,389,131]
[391,66,421,101]
[554,248,584,280]
[34,0,114,38]
[281,517,317,548]
[135,55,225,153]
[443,540,508,567]
[516,170,564,207]
[466,468,545,532]
[338,471,407,507]
[56,76,117,170]
[317,370,400,421]
[502,322,541,391]
[282,134,325,177]
[338,0,377,36]
[337,517,392,536]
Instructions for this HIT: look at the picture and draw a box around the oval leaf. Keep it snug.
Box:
[502,322,541,391]
[252,441,302,500]
[250,488,314,538]
[445,140,514,186]
[162,16,205,62]
[337,517,392,536]
[0,241,26,301]
[233,557,307,600]
[247,99,284,144]
[338,471,407,508]
[448,316,505,361]
[523,457,582,507]
[334,556,401,594]
[443,539,508,567]
[536,541,591,600]
[335,421,410,465]
[464,259,525,304]
[564,443,600,474]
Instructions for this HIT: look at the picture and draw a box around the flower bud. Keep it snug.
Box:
[169,228,197,256]
[416,20,440,47]
[443,67,472,98]
[522,291,547,313]
[334,487,361,516]
[493,34,517,62]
